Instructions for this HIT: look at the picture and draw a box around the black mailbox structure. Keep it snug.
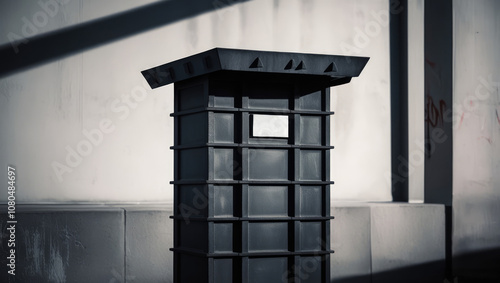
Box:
[142,48,368,283]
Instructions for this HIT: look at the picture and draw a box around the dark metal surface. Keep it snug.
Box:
[142,48,369,89]
[171,73,337,282]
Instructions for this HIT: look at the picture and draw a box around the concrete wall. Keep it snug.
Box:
[0,203,445,282]
[0,204,173,283]
[0,0,392,203]
[331,203,445,283]
[424,0,500,280]
[0,206,127,282]
[452,0,500,279]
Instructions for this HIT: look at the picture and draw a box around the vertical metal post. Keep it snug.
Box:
[390,0,409,202]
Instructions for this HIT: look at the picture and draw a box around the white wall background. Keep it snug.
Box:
[407,0,424,202]
[453,0,500,264]
[0,0,391,203]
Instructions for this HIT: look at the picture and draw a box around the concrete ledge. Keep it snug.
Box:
[1,202,445,282]
[331,202,446,283]
[331,205,371,283]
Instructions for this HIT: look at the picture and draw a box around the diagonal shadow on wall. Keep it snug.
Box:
[0,0,251,78]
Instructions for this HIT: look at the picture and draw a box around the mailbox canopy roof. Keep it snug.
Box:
[142,48,369,89]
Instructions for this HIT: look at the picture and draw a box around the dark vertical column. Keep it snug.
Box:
[323,87,332,281]
[172,77,211,283]
[390,0,409,201]
[424,0,453,280]
[294,82,334,282]
[293,86,302,280]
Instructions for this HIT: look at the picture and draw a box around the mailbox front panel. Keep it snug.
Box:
[171,73,333,283]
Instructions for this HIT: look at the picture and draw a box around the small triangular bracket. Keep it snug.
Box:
[324,62,338,73]
[295,61,306,70]
[249,57,264,68]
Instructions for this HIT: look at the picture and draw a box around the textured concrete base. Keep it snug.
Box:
[1,203,445,282]
[0,205,125,283]
[125,207,173,283]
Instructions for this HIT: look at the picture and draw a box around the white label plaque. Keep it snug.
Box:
[252,114,289,138]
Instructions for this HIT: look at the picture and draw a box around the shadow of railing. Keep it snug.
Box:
[0,0,251,78]
[333,259,445,283]
[332,247,500,283]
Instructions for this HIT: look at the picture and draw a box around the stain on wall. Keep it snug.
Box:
[453,0,500,278]
[0,208,124,283]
